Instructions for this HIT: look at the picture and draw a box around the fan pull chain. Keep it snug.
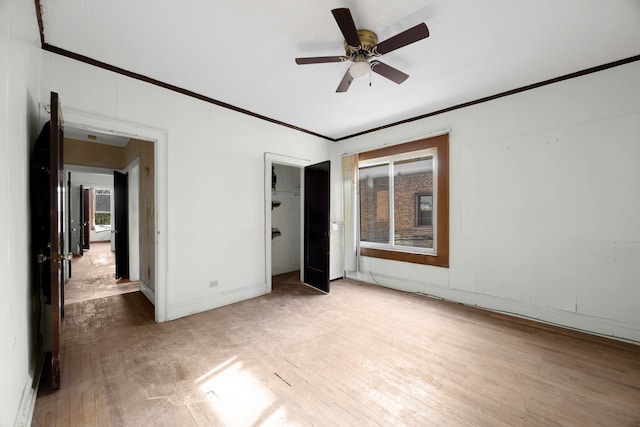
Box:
[369,69,372,87]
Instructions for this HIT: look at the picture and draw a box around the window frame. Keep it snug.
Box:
[358,134,449,268]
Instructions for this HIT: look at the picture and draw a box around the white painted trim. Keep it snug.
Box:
[272,263,301,276]
[13,379,35,427]
[62,108,169,323]
[349,270,640,344]
[123,157,140,172]
[167,283,269,321]
[139,280,155,305]
[64,164,116,175]
[13,353,44,427]
[124,158,141,282]
[264,153,310,293]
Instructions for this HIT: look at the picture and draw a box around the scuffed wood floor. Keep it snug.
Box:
[65,241,138,304]
[32,272,640,426]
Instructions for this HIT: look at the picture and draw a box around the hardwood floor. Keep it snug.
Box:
[32,272,640,426]
[65,242,139,304]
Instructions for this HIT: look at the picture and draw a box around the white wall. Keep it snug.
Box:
[41,52,331,320]
[332,61,640,343]
[271,164,301,275]
[0,0,43,425]
[68,168,114,188]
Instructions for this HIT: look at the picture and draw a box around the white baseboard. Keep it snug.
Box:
[271,264,299,276]
[167,283,269,321]
[13,353,45,427]
[139,280,155,305]
[350,271,640,344]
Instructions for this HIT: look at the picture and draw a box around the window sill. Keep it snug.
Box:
[360,247,449,268]
[94,225,112,233]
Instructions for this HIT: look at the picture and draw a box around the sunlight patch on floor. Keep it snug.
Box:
[194,357,237,384]
[198,359,295,426]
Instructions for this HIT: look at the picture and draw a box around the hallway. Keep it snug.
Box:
[65,242,139,304]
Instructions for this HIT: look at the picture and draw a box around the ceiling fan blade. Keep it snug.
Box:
[372,23,429,56]
[371,61,409,84]
[295,56,348,65]
[331,8,361,48]
[336,69,354,92]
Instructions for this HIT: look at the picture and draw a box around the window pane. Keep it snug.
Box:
[417,195,433,227]
[95,189,111,225]
[95,212,111,225]
[359,164,390,244]
[393,157,434,249]
[95,189,111,212]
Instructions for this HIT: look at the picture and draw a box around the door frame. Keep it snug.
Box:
[264,153,310,291]
[124,158,141,282]
[52,107,169,322]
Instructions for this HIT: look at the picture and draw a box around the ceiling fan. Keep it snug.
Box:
[295,8,430,92]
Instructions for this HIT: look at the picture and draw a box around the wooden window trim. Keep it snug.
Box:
[359,134,449,268]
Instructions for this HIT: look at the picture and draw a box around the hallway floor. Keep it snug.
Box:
[65,241,139,304]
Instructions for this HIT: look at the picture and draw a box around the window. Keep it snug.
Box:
[416,194,433,227]
[360,153,435,250]
[358,134,449,267]
[94,189,111,226]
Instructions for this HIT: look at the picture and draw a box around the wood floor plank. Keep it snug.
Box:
[31,271,640,426]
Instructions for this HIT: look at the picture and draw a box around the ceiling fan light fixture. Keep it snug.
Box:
[349,61,370,79]
[295,9,429,92]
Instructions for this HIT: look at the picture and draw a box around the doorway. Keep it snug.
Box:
[58,107,168,322]
[271,164,302,277]
[264,154,307,290]
[64,167,139,305]
[264,153,331,294]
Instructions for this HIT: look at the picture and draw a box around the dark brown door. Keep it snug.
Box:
[303,161,330,293]
[67,172,72,278]
[49,91,64,390]
[82,188,90,250]
[114,171,129,279]
[77,185,84,256]
[30,92,65,390]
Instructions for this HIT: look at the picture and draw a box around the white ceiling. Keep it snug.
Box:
[39,0,640,140]
[64,126,131,147]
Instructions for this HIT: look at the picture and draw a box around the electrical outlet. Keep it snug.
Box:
[209,280,218,288]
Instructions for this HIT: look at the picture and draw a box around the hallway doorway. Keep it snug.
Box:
[60,108,168,322]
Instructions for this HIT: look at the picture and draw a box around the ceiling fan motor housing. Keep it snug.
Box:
[345,29,378,61]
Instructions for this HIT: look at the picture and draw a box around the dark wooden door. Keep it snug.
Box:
[114,171,129,279]
[82,188,90,250]
[30,92,65,390]
[67,172,72,277]
[303,161,330,293]
[77,185,84,256]
[49,91,64,390]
